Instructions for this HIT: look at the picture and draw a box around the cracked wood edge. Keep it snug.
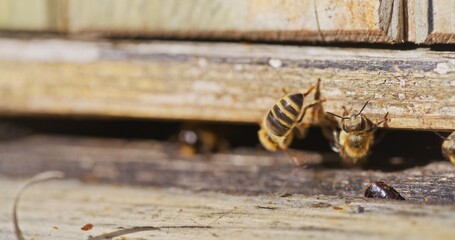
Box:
[0,38,454,130]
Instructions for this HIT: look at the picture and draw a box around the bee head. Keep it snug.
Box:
[327,100,370,133]
[341,111,367,132]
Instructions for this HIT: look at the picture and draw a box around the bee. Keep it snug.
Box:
[364,181,405,200]
[327,101,389,165]
[258,79,325,165]
[442,132,455,165]
[178,123,229,157]
[435,131,455,165]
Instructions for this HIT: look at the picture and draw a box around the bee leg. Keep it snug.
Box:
[310,78,325,122]
[298,79,324,123]
[282,149,301,166]
[314,78,322,100]
[373,112,390,145]
[296,99,326,123]
[302,78,321,97]
[277,133,302,166]
[376,112,390,127]
[319,109,339,138]
[293,123,310,139]
[342,106,350,116]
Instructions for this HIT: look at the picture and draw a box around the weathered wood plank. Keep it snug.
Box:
[1,173,455,239]
[0,38,454,130]
[407,0,455,44]
[0,0,55,31]
[0,134,454,204]
[0,0,404,43]
[1,0,453,44]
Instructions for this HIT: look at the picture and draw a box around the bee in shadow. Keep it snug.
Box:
[327,101,389,165]
[177,123,229,158]
[434,131,455,165]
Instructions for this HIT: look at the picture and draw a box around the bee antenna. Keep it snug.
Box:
[432,131,448,140]
[326,112,349,120]
[356,100,370,117]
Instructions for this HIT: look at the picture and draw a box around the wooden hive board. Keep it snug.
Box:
[0,38,454,130]
[407,0,455,44]
[0,0,403,43]
[0,134,455,239]
[1,0,454,44]
[1,177,455,240]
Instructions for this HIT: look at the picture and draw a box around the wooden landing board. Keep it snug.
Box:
[1,176,455,240]
[0,135,454,204]
[0,0,403,43]
[0,38,454,130]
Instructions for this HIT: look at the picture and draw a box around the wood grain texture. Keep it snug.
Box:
[407,0,455,44]
[1,134,455,239]
[0,0,404,43]
[1,0,453,44]
[0,38,454,130]
[1,177,455,240]
[0,134,454,204]
[424,0,455,44]
[0,0,54,31]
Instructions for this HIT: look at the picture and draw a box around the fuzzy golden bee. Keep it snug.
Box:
[441,131,455,165]
[327,101,389,165]
[258,79,324,165]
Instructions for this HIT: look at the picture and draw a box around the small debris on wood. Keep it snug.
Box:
[310,202,332,208]
[256,206,279,210]
[87,225,211,240]
[81,223,94,231]
[12,171,65,240]
[364,181,406,200]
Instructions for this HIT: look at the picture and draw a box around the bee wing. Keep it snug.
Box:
[328,128,341,153]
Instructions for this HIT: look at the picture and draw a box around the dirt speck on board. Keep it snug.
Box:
[81,223,93,231]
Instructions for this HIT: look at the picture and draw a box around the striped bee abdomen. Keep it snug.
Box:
[287,93,304,111]
[265,111,290,136]
[272,105,293,125]
[265,93,304,137]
